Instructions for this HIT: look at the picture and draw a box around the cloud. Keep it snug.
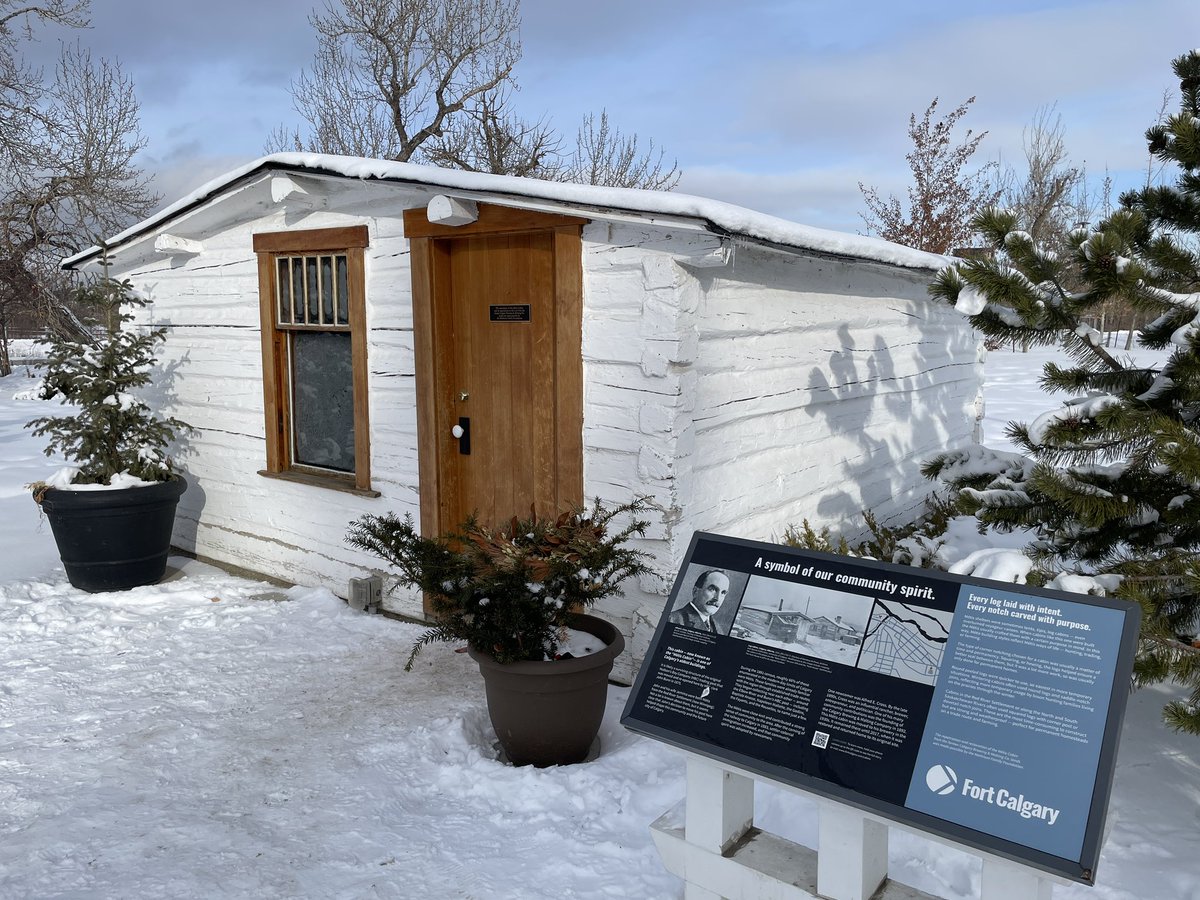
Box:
[24,0,1198,239]
[678,165,878,234]
[732,1,1197,173]
[142,153,252,216]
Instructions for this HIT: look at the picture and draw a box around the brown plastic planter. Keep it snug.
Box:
[468,613,625,767]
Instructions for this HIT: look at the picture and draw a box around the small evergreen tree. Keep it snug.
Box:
[924,51,1200,733]
[28,259,191,487]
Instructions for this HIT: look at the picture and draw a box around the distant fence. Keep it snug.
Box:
[6,336,50,365]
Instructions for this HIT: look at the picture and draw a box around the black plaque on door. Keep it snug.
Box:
[489,304,531,322]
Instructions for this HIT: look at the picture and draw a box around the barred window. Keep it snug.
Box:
[275,254,349,327]
[253,227,375,495]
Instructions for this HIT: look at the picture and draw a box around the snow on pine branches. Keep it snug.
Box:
[925,51,1200,734]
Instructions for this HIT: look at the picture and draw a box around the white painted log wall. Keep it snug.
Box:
[611,241,983,676]
[681,245,981,541]
[109,184,980,684]
[577,223,711,675]
[120,182,430,627]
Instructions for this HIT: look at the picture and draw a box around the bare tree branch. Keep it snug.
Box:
[859,97,999,254]
[270,0,682,191]
[422,86,562,177]
[564,109,680,191]
[268,0,521,163]
[0,7,157,374]
[995,105,1084,243]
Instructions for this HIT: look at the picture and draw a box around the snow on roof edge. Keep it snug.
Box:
[62,153,949,272]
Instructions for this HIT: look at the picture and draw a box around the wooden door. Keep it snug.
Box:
[407,205,586,554]
[434,230,556,527]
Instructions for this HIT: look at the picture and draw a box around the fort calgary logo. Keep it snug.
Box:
[925,764,958,795]
[925,764,1060,825]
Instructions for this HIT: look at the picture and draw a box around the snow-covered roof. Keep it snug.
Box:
[63,153,947,272]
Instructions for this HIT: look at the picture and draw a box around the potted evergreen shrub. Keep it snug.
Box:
[347,499,651,766]
[28,264,192,592]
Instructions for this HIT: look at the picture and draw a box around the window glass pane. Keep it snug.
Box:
[291,259,306,324]
[290,331,355,473]
[321,256,335,325]
[277,258,292,323]
[336,255,349,325]
[306,256,320,323]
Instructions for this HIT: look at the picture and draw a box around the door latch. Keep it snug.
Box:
[451,417,471,455]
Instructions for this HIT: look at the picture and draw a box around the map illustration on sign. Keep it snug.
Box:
[855,600,952,685]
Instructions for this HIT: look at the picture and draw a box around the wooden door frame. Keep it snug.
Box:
[405,202,587,557]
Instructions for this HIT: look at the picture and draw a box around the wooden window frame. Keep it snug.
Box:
[253,225,375,495]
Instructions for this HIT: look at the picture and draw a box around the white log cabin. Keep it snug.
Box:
[63,154,983,682]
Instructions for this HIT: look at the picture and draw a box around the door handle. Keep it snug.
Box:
[452,417,471,455]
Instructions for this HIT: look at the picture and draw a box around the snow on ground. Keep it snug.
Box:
[2,344,1199,899]
[0,573,682,899]
[978,336,1165,451]
[0,365,70,581]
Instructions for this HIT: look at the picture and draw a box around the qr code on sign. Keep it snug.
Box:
[812,731,830,749]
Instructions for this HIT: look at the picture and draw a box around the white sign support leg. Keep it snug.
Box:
[686,755,755,854]
[682,757,753,900]
[651,754,1062,900]
[817,802,888,900]
[982,859,1053,900]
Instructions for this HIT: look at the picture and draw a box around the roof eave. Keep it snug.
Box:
[61,156,949,274]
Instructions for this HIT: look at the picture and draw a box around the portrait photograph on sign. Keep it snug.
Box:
[622,531,1141,884]
[666,563,748,635]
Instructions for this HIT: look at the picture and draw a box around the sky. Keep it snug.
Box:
[17,0,1200,236]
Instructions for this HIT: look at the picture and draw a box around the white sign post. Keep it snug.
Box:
[652,754,1059,900]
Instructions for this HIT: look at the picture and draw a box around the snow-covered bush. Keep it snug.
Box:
[347,499,651,667]
[784,496,960,569]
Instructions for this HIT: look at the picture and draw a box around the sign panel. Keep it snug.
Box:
[621,533,1140,884]
[489,303,531,322]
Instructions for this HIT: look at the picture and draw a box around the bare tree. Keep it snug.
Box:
[859,97,999,254]
[268,0,520,162]
[0,5,156,376]
[1145,88,1175,189]
[995,109,1146,348]
[421,86,562,178]
[995,106,1083,244]
[0,1,87,171]
[271,0,682,190]
[564,109,680,190]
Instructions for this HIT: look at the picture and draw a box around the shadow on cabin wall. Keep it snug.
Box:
[805,313,977,533]
[137,336,207,555]
[685,249,976,540]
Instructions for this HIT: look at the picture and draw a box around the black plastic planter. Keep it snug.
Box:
[39,477,187,592]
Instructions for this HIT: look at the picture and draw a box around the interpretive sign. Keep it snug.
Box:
[621,532,1140,884]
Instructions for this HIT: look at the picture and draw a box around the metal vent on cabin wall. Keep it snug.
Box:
[349,575,382,613]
